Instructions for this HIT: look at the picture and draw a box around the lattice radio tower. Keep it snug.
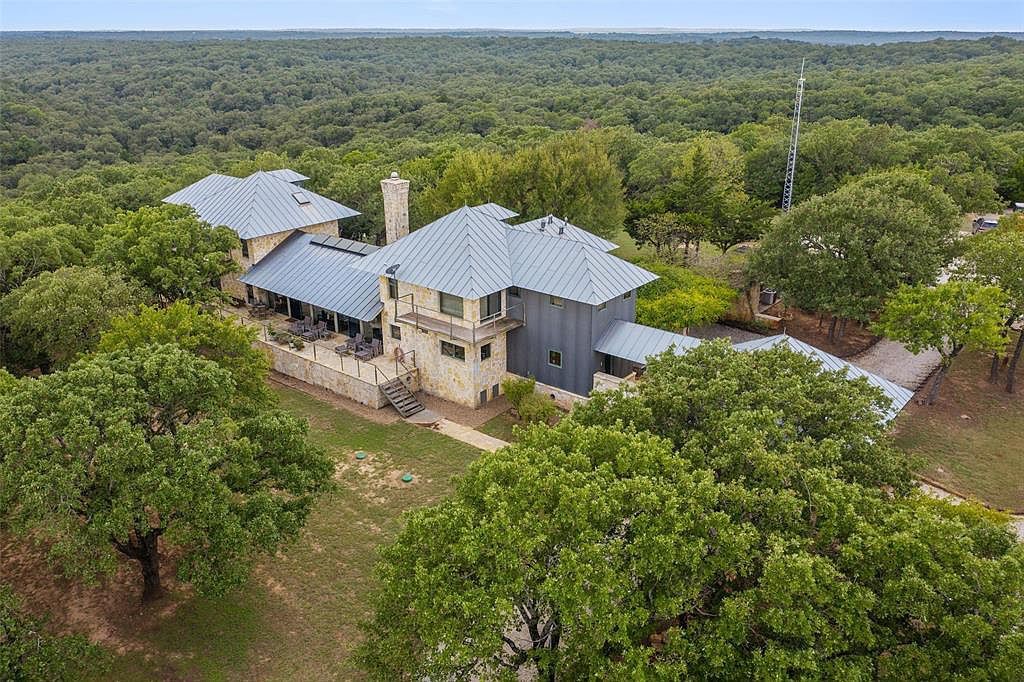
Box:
[781,59,806,213]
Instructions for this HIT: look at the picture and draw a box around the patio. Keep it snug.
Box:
[224,306,418,401]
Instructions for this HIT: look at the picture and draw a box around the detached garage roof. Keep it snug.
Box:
[238,232,382,321]
[164,170,359,240]
[733,334,914,422]
[594,321,700,364]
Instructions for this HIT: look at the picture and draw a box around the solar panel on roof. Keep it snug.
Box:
[308,234,378,257]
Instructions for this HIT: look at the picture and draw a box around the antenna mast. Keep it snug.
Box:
[782,59,806,213]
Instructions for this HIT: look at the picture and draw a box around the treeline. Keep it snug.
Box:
[3,35,1023,186]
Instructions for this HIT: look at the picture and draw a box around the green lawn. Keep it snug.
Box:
[892,344,1024,512]
[99,384,482,681]
[477,411,522,443]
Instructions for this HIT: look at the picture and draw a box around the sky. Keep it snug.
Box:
[0,0,1021,32]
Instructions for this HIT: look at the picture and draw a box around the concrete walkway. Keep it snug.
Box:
[430,418,510,452]
[849,340,942,390]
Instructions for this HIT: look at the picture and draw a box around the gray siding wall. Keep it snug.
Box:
[507,288,637,396]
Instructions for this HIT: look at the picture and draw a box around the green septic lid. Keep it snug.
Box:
[355,451,367,460]
[401,473,414,483]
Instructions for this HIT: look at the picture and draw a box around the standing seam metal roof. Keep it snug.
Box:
[163,171,359,240]
[471,202,519,221]
[731,334,913,421]
[352,206,656,304]
[511,214,620,252]
[238,232,383,321]
[593,320,700,364]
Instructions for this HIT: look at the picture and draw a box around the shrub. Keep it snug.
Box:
[517,392,558,424]
[502,375,536,409]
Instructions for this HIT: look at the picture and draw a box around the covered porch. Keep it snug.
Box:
[225,305,418,408]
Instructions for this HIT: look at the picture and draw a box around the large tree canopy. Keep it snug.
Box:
[752,169,960,330]
[361,344,1024,681]
[0,265,143,373]
[422,132,626,238]
[98,301,272,406]
[91,204,238,304]
[0,344,331,602]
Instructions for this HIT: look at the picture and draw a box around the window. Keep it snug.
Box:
[623,290,632,299]
[390,324,402,340]
[480,343,492,361]
[480,292,502,318]
[549,295,564,309]
[441,340,465,361]
[387,278,398,300]
[597,301,607,311]
[439,292,464,318]
[240,240,249,259]
[548,349,563,368]
[508,286,521,298]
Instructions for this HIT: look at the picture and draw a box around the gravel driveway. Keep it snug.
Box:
[849,340,941,390]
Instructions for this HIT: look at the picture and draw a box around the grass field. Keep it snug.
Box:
[892,344,1024,512]
[477,411,521,443]
[74,383,484,680]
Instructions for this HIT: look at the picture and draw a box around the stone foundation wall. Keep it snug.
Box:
[258,339,418,409]
[518,374,589,410]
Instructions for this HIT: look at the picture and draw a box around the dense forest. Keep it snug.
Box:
[2,35,1023,248]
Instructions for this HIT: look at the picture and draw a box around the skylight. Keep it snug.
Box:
[292,191,311,205]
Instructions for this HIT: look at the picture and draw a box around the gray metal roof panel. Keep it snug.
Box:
[164,171,359,240]
[266,168,310,183]
[472,202,519,221]
[239,232,383,321]
[594,321,700,364]
[163,174,240,205]
[354,206,656,304]
[511,215,620,252]
[352,206,515,299]
[732,334,914,422]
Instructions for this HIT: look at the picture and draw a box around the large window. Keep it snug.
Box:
[548,349,563,368]
[387,278,399,300]
[441,340,465,361]
[480,292,502,318]
[439,292,464,318]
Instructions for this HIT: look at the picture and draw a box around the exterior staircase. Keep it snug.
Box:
[381,378,425,418]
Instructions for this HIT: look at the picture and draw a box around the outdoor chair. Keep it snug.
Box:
[314,320,328,339]
[370,339,383,357]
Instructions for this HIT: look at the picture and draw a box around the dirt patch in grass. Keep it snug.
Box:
[764,304,878,357]
[892,345,1024,512]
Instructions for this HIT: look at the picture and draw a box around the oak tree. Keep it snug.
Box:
[0,344,331,602]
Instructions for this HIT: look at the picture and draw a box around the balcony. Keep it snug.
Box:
[393,294,524,345]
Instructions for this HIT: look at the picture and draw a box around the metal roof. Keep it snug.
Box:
[594,321,700,364]
[353,206,656,304]
[353,206,515,299]
[471,202,519,221]
[163,174,240,205]
[238,232,383,321]
[163,171,359,240]
[506,230,657,304]
[732,334,914,422]
[511,214,619,252]
[266,168,310,184]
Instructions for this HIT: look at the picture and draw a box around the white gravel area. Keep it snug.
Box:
[849,340,941,390]
[689,323,765,344]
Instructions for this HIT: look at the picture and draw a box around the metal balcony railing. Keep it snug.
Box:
[392,293,525,345]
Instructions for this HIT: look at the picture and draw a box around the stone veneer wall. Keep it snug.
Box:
[258,338,419,408]
[380,277,509,407]
[220,220,339,300]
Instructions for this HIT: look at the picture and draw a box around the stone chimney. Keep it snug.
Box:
[380,171,410,245]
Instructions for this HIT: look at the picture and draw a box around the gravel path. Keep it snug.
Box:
[849,340,941,390]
